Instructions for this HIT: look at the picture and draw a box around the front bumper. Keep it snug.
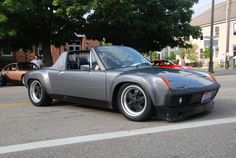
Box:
[155,101,214,121]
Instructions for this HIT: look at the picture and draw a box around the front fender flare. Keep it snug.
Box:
[109,75,160,108]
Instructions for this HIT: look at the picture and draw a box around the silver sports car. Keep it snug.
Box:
[25,46,220,121]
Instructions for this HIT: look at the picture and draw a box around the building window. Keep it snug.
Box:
[234,23,236,35]
[215,26,219,37]
[68,40,81,51]
[215,47,219,58]
[1,48,13,57]
[200,48,204,59]
[233,45,236,56]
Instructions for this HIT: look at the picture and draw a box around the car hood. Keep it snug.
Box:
[118,67,219,90]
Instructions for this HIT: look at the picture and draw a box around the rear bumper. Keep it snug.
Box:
[155,101,214,121]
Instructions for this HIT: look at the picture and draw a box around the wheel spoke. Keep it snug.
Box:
[133,90,139,98]
[127,92,135,100]
[127,101,133,108]
[131,104,138,112]
[36,93,40,99]
[135,104,142,112]
[35,85,40,92]
[137,96,145,104]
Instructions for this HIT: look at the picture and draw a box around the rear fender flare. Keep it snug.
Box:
[27,71,52,94]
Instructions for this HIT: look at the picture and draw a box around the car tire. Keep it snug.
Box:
[117,83,153,121]
[28,80,52,106]
[21,75,25,85]
[0,76,7,86]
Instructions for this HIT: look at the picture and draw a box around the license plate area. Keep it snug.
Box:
[201,91,213,103]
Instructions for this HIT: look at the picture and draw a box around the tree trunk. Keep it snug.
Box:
[42,40,53,66]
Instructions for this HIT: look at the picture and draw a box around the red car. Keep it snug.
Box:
[152,60,190,69]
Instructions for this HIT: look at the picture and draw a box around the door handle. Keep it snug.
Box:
[59,71,64,76]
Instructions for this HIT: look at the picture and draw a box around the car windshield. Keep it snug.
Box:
[163,60,174,66]
[95,46,151,69]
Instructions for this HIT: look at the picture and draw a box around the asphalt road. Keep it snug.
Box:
[0,75,236,158]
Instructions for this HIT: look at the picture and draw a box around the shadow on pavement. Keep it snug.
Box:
[0,83,23,88]
[48,100,119,114]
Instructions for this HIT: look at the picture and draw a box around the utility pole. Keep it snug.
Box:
[209,0,215,73]
[225,0,232,69]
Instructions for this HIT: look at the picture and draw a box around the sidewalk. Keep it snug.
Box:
[193,68,236,76]
[214,69,236,76]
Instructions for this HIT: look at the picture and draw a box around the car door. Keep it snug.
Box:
[2,64,18,81]
[61,51,106,101]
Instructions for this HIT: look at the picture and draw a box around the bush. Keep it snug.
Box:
[186,61,203,67]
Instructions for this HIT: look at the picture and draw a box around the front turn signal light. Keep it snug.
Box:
[160,76,173,90]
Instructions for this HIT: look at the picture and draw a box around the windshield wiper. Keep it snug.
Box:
[135,62,151,68]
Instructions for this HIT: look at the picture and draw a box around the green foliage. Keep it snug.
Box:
[86,0,201,52]
[164,52,176,63]
[168,52,176,60]
[0,0,201,65]
[150,51,157,60]
[179,44,198,62]
[0,0,92,65]
[203,48,210,59]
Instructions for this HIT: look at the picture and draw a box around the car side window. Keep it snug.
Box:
[90,52,100,71]
[67,52,90,71]
[4,65,11,71]
[4,64,16,71]
[18,63,39,70]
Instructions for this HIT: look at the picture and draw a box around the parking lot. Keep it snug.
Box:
[0,74,236,158]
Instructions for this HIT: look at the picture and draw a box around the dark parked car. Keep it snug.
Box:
[0,62,39,86]
[25,46,220,121]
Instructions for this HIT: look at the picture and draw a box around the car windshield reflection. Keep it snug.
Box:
[95,46,151,69]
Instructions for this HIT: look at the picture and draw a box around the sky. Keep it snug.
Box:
[192,0,226,17]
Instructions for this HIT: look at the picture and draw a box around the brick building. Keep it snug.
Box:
[0,36,100,68]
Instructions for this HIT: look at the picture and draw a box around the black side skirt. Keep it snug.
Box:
[51,94,111,108]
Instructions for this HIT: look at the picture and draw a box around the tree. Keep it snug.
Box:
[203,48,210,59]
[164,52,176,63]
[0,0,91,66]
[0,0,201,65]
[86,0,201,52]
[150,51,157,60]
[179,43,198,62]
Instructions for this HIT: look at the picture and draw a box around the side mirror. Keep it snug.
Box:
[80,65,90,71]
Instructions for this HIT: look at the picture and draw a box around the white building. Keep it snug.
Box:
[191,1,236,68]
